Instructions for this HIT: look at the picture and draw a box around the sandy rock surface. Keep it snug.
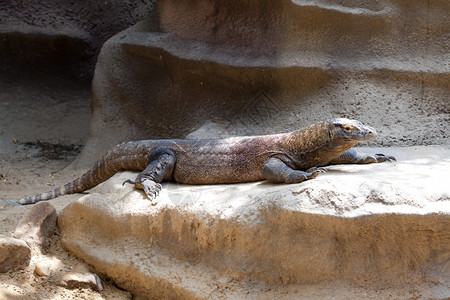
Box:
[0,74,131,300]
[0,235,31,273]
[13,202,58,250]
[58,146,450,299]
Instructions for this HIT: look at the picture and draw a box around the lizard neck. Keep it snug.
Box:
[281,121,357,168]
[283,121,331,154]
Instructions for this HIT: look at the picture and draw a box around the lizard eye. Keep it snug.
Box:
[342,125,353,132]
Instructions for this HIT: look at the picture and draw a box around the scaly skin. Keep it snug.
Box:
[10,118,395,205]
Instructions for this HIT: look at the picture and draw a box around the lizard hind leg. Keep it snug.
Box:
[123,148,176,203]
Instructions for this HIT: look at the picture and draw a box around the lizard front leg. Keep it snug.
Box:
[261,157,324,184]
[123,148,176,202]
[328,149,396,165]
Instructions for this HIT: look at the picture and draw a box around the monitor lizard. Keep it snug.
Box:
[8,118,395,205]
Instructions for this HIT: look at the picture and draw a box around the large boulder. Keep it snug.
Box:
[58,146,450,299]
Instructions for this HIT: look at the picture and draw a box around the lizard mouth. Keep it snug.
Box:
[360,126,378,141]
[340,125,378,143]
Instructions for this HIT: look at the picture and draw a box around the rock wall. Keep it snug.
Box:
[74,0,449,167]
[0,0,156,78]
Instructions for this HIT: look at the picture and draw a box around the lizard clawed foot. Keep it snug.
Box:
[142,179,162,203]
[123,178,162,204]
[374,153,396,163]
[305,167,326,179]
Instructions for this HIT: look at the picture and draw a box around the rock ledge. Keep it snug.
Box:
[58,146,450,299]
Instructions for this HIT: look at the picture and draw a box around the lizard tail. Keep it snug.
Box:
[16,141,150,205]
[15,157,127,205]
[1,199,23,207]
[15,140,151,205]
[16,178,88,205]
[17,188,65,205]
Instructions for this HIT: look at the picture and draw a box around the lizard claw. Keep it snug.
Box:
[374,153,396,163]
[123,177,162,205]
[305,167,326,179]
[142,180,162,204]
[122,179,137,186]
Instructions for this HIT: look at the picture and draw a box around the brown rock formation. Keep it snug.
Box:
[75,0,449,167]
[0,0,156,78]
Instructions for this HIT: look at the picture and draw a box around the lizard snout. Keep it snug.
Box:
[363,125,378,140]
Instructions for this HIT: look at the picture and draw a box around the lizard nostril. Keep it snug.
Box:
[365,126,377,136]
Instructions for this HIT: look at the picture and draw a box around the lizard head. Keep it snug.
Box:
[329,118,378,143]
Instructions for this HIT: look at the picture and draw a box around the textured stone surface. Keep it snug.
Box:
[58,146,450,299]
[59,272,104,292]
[74,0,449,167]
[14,202,57,249]
[0,235,31,273]
[0,0,156,78]
[34,260,51,277]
